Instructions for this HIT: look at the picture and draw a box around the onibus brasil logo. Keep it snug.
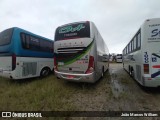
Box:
[59,24,85,34]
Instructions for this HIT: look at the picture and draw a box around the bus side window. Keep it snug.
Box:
[137,32,141,48]
[125,48,127,54]
[49,42,54,52]
[26,35,30,49]
[131,40,134,52]
[40,40,48,52]
[129,42,131,53]
[30,36,40,50]
[134,37,136,50]
[21,33,30,49]
[40,40,53,53]
[21,33,26,48]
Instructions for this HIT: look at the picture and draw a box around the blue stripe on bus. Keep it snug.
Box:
[151,71,160,78]
[152,53,160,58]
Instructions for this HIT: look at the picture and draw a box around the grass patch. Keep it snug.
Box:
[0,69,112,119]
[0,75,76,111]
[118,92,129,99]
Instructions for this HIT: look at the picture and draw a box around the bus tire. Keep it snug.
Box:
[129,67,134,77]
[40,67,51,77]
[130,68,134,78]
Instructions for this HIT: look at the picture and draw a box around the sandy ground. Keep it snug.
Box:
[64,63,160,120]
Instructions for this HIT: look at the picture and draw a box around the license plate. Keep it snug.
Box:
[67,75,75,79]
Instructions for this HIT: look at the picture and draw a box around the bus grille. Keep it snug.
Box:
[22,62,37,76]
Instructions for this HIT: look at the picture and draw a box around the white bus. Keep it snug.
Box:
[0,27,54,79]
[123,18,160,87]
[54,21,109,83]
[116,54,122,63]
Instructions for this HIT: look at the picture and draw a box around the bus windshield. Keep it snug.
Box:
[0,28,13,46]
[55,22,90,41]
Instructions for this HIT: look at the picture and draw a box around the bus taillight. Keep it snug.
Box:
[85,56,94,74]
[54,57,58,71]
[12,54,16,70]
[144,64,149,74]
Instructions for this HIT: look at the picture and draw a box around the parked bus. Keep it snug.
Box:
[0,27,54,79]
[116,54,122,63]
[122,18,160,87]
[54,21,109,83]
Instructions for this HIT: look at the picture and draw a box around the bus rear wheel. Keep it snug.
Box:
[40,67,51,77]
[129,67,134,77]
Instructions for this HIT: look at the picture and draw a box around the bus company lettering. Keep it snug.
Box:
[149,24,160,27]
[64,33,77,37]
[151,29,160,37]
[148,28,160,41]
[59,24,85,34]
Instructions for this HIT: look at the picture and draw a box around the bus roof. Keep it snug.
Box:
[3,27,54,42]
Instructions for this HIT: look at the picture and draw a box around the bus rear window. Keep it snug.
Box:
[0,28,13,46]
[55,22,90,41]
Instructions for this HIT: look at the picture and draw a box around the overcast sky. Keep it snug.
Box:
[0,0,160,53]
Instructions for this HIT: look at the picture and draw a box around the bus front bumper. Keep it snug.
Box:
[54,70,96,83]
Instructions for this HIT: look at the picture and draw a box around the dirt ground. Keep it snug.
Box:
[65,63,160,120]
